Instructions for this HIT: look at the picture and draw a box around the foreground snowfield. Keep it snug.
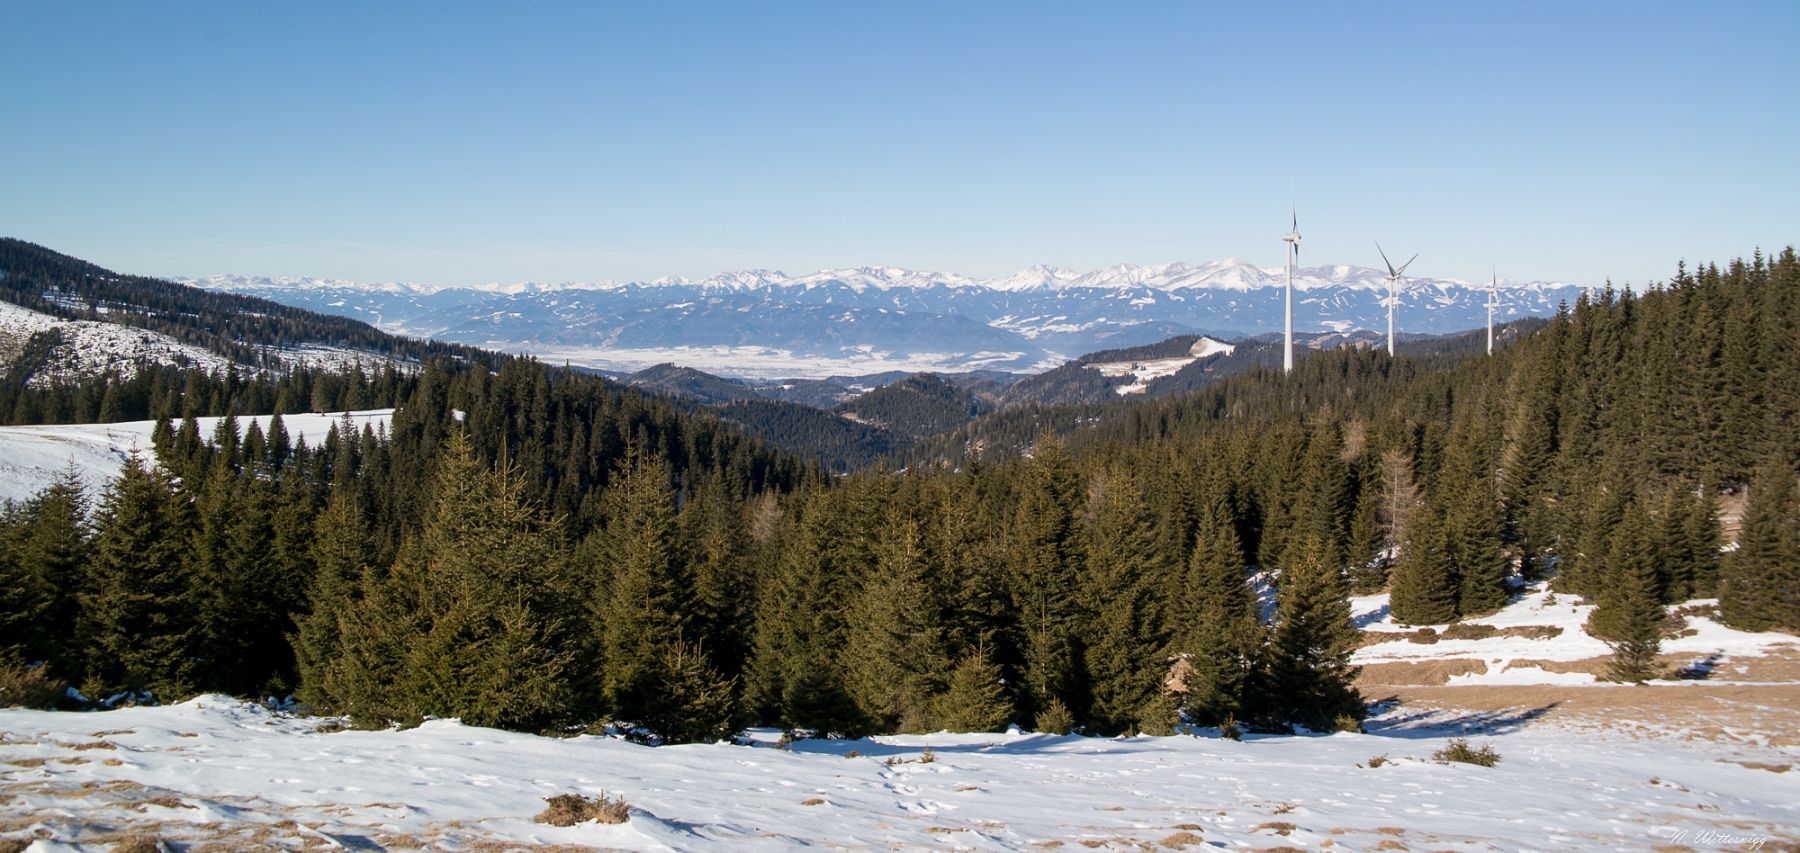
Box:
[2,694,1796,851]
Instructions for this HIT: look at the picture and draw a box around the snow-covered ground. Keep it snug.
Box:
[0,300,412,388]
[0,300,234,386]
[1089,336,1236,396]
[0,410,394,504]
[1,696,1794,851]
[1352,581,1800,686]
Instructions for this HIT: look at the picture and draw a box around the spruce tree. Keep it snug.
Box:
[1177,492,1261,725]
[79,452,195,698]
[0,469,87,671]
[293,487,371,709]
[331,433,584,730]
[593,454,688,725]
[1389,504,1457,625]
[842,515,951,733]
[745,490,868,736]
[1683,486,1723,599]
[1599,504,1667,683]
[1009,435,1085,727]
[643,640,740,745]
[1266,535,1363,730]
[935,648,1012,733]
[1720,463,1799,631]
[1588,501,1660,642]
[1081,467,1166,736]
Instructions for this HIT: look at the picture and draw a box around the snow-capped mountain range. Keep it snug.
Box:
[183,261,1588,378]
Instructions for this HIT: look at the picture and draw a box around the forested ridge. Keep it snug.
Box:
[3,247,1798,743]
[0,238,496,372]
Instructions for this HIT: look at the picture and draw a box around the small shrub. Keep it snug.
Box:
[535,792,630,826]
[1365,754,1391,768]
[311,719,349,734]
[1035,698,1075,735]
[843,749,862,759]
[774,732,794,750]
[1219,714,1243,741]
[1333,715,1364,734]
[1406,627,1440,645]
[1433,738,1500,767]
[0,662,67,710]
[919,746,936,764]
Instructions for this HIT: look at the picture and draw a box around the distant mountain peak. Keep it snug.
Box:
[181,261,1578,297]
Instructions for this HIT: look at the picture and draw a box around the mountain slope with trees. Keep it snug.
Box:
[3,244,1797,745]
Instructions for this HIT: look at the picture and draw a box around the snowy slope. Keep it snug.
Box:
[0,299,410,384]
[1089,336,1238,396]
[0,410,393,504]
[1,696,1794,850]
[0,300,235,386]
[1352,580,1800,686]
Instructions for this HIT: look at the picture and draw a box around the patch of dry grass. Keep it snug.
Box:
[1160,830,1206,848]
[534,791,630,826]
[1252,821,1297,835]
[108,835,167,853]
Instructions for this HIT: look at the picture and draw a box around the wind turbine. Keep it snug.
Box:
[1486,268,1499,355]
[1282,207,1302,374]
[1375,243,1418,357]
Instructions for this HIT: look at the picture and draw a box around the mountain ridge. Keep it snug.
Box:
[183,259,1579,296]
[182,260,1590,378]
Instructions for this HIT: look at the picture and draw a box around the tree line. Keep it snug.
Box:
[3,247,1798,739]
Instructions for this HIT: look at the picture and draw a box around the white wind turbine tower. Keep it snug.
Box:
[1487,268,1499,354]
[1281,207,1302,374]
[1375,243,1418,357]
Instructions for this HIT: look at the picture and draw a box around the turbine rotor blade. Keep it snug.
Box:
[1397,253,1419,276]
[1376,242,1395,276]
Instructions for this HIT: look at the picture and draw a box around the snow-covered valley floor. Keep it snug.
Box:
[3,689,1797,852]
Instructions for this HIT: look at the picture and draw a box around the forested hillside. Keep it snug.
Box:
[2,248,1797,745]
[0,239,495,372]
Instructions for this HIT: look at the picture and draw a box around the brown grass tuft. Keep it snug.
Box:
[534,791,630,826]
[800,797,826,806]
[1160,830,1206,848]
[110,836,167,853]
[1252,821,1297,835]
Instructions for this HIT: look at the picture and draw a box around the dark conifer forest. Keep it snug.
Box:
[3,246,1799,740]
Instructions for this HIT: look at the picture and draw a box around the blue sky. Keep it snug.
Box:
[4,2,1797,287]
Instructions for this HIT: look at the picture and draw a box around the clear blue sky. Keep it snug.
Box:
[4,2,1796,287]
